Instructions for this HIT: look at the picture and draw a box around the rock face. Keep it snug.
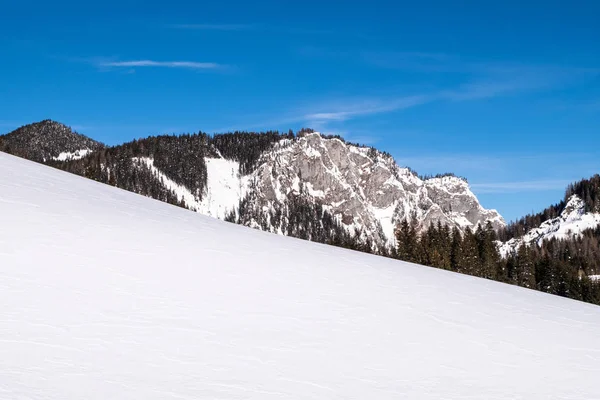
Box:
[0,120,102,163]
[498,195,600,257]
[237,133,504,247]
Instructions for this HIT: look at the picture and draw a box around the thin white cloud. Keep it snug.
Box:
[172,24,350,37]
[360,51,600,78]
[99,60,222,69]
[360,51,461,72]
[304,95,431,122]
[231,80,529,131]
[470,180,573,193]
[441,80,535,101]
[299,73,565,126]
[306,48,598,97]
[171,23,255,31]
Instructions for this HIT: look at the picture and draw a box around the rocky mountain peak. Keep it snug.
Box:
[243,132,504,247]
[498,194,600,257]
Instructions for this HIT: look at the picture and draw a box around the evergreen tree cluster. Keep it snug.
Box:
[395,220,600,305]
[42,130,295,202]
[47,133,212,203]
[211,130,292,175]
[226,183,370,253]
[395,221,501,278]
[566,174,600,213]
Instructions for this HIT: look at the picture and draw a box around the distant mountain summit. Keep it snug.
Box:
[226,132,505,247]
[499,194,600,257]
[498,174,600,258]
[0,120,102,163]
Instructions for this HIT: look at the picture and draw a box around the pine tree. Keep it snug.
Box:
[515,245,536,288]
[459,227,479,276]
[450,226,463,272]
[479,222,500,280]
[396,219,418,263]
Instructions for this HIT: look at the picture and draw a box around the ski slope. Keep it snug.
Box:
[1,151,600,400]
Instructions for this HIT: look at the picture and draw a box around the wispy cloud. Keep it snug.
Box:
[303,95,430,123]
[470,180,573,193]
[303,48,598,94]
[171,23,255,31]
[360,51,462,72]
[171,24,356,37]
[229,78,537,132]
[552,99,600,112]
[295,77,541,127]
[360,51,599,77]
[99,60,223,70]
[441,80,540,101]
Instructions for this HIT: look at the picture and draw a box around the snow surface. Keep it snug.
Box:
[1,151,600,399]
[199,157,246,219]
[134,156,244,218]
[52,148,92,161]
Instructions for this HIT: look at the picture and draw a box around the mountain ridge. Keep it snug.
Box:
[0,121,504,250]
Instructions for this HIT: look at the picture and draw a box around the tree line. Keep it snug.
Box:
[394,220,600,305]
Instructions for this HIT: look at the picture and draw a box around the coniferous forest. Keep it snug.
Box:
[393,220,600,305]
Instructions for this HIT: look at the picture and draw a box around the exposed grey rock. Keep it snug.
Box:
[240,133,505,248]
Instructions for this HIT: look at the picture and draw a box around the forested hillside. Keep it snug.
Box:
[394,220,600,305]
[0,120,103,162]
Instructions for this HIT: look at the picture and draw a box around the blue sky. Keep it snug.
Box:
[1,0,599,222]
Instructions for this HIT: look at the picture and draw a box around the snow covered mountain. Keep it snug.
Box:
[0,120,102,163]
[499,194,600,257]
[2,150,600,400]
[227,133,504,246]
[0,123,504,250]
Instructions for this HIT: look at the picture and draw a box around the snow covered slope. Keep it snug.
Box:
[499,195,600,257]
[134,156,247,218]
[1,151,599,400]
